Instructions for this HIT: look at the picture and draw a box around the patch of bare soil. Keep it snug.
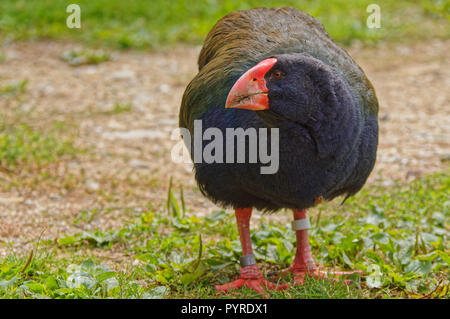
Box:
[0,40,448,257]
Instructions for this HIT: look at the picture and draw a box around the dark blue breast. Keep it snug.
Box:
[193,105,378,212]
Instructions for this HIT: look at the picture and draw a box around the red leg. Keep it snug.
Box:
[288,209,363,285]
[215,208,287,295]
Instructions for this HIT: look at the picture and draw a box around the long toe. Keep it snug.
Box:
[216,277,287,296]
[216,278,247,293]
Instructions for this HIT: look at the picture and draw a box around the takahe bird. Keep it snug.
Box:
[180,7,378,294]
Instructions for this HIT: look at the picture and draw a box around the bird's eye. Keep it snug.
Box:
[272,70,283,80]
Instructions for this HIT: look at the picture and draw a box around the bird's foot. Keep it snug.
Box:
[290,268,363,285]
[215,277,285,295]
[215,265,287,296]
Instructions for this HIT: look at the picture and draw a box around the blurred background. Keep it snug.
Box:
[0,0,448,299]
[1,0,448,47]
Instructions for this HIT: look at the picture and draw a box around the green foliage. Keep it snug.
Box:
[58,230,119,248]
[0,0,448,49]
[109,103,133,115]
[0,173,448,298]
[60,49,111,66]
[0,80,28,97]
[0,123,78,171]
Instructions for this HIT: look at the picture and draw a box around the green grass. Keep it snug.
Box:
[102,103,133,115]
[60,48,111,66]
[0,0,448,49]
[0,79,28,97]
[0,122,78,172]
[1,173,448,299]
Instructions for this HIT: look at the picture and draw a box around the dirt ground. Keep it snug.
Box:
[0,40,449,258]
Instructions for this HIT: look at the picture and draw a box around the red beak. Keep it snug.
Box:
[225,58,277,110]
